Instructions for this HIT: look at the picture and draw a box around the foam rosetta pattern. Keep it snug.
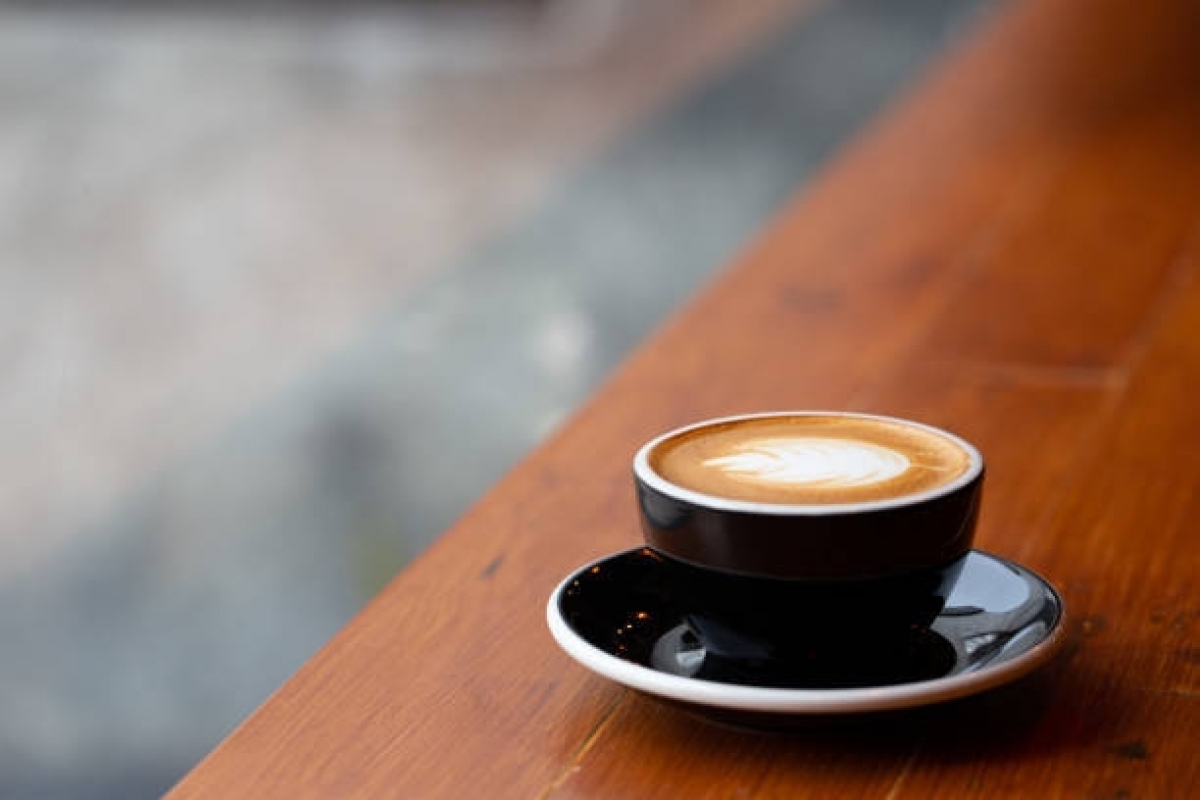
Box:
[703,437,911,489]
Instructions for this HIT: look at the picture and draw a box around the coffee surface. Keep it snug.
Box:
[650,415,972,504]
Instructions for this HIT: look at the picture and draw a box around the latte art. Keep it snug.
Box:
[647,414,975,505]
[704,437,910,489]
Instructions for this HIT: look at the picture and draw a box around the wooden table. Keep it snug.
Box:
[170,0,1199,796]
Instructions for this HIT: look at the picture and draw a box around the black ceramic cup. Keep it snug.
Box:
[633,411,984,669]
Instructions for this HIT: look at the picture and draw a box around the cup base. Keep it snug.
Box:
[654,550,969,670]
[655,624,958,689]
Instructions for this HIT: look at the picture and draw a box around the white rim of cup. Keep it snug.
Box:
[633,411,985,516]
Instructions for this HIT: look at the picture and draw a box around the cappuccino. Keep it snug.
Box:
[649,414,973,505]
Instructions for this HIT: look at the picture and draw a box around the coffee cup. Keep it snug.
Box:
[633,411,984,673]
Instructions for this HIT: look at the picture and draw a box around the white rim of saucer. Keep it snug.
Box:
[546,549,1066,715]
[633,411,985,516]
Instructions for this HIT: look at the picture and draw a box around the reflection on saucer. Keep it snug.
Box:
[548,548,1066,718]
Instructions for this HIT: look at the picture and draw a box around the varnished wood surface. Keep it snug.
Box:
[170,0,1200,796]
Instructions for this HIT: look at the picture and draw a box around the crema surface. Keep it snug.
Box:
[650,416,972,504]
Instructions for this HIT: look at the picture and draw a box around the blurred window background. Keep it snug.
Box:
[0,0,995,796]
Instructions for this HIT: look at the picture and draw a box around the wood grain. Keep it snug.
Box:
[170,0,1200,796]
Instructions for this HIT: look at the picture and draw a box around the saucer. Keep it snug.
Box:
[547,548,1065,717]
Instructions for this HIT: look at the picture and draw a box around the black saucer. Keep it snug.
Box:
[547,548,1065,717]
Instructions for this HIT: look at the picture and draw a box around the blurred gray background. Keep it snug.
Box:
[0,0,996,796]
